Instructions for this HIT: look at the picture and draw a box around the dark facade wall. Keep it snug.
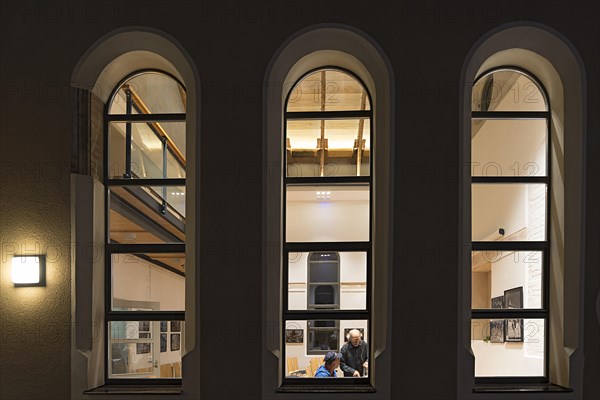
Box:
[0,1,598,400]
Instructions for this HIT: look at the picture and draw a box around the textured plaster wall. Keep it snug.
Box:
[0,1,598,400]
[0,22,73,397]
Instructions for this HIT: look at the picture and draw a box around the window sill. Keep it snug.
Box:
[278,384,376,394]
[84,385,182,395]
[473,383,572,394]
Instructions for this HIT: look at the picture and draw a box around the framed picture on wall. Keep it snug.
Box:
[160,321,167,333]
[160,334,167,353]
[504,287,523,309]
[491,295,504,309]
[171,333,181,351]
[504,287,524,342]
[285,329,303,344]
[171,321,181,332]
[343,328,365,342]
[490,320,505,343]
[505,318,524,342]
[490,295,505,343]
[136,342,151,354]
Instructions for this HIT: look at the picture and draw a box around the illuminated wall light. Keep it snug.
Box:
[11,255,46,287]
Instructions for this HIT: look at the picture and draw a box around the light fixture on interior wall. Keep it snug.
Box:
[11,255,46,287]
[316,191,331,201]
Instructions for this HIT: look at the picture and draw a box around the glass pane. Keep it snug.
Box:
[472,251,542,309]
[109,186,185,243]
[472,70,547,112]
[108,321,184,378]
[286,119,370,178]
[109,122,186,180]
[167,150,186,179]
[111,253,185,311]
[284,320,368,377]
[471,119,547,177]
[162,122,186,160]
[131,123,164,178]
[288,251,367,311]
[286,69,370,112]
[472,184,547,241]
[109,72,186,114]
[108,122,126,179]
[286,185,369,242]
[471,318,545,377]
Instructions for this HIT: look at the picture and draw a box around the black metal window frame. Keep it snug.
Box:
[281,67,373,386]
[306,251,340,356]
[103,69,186,385]
[471,66,551,385]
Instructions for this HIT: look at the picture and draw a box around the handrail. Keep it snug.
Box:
[123,84,187,168]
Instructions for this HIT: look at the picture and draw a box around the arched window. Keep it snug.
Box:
[283,68,371,381]
[470,68,550,382]
[104,70,186,382]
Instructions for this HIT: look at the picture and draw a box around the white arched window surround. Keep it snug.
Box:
[263,24,394,397]
[458,22,587,397]
[70,27,201,396]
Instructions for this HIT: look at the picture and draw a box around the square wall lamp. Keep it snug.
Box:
[11,255,46,287]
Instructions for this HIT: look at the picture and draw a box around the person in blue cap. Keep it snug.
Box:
[314,351,340,377]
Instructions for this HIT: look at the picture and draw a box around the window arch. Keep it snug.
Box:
[104,70,186,383]
[263,25,394,396]
[458,23,587,395]
[70,28,200,394]
[470,67,550,382]
[283,68,372,380]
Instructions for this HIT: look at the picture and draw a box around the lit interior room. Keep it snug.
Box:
[283,69,371,378]
[1,4,598,399]
[470,69,549,378]
[106,72,186,379]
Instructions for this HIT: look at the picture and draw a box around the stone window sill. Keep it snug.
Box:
[84,385,182,395]
[473,383,572,394]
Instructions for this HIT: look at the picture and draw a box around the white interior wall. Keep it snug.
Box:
[113,255,185,310]
[472,184,527,240]
[472,120,547,177]
[472,327,545,377]
[286,189,369,242]
[471,96,547,375]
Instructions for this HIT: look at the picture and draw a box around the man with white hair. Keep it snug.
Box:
[340,329,368,377]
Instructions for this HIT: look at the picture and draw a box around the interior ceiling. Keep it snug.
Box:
[107,73,188,277]
[471,71,546,138]
[286,70,370,172]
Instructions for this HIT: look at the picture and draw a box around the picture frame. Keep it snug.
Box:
[160,333,167,353]
[489,320,505,343]
[160,321,167,333]
[171,321,181,333]
[489,295,505,343]
[171,333,181,351]
[504,287,524,342]
[285,329,303,344]
[136,342,151,354]
[504,287,523,309]
[491,295,504,309]
[505,318,524,342]
[343,328,365,342]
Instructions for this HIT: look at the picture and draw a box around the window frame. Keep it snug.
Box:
[103,69,186,385]
[281,66,373,386]
[470,66,551,385]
